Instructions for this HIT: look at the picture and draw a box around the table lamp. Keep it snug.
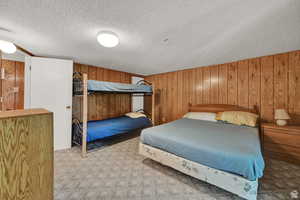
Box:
[274,109,290,126]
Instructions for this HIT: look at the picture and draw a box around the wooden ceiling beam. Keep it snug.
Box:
[16,45,35,56]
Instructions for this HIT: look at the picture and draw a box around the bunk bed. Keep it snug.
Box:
[72,72,155,157]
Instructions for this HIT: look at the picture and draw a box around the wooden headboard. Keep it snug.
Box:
[188,104,258,114]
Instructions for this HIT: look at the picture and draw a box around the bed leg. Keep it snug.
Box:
[242,182,258,200]
[246,194,257,200]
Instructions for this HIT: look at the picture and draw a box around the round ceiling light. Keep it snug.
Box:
[0,40,17,54]
[97,31,119,48]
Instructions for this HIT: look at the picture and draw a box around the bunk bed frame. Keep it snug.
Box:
[73,73,155,157]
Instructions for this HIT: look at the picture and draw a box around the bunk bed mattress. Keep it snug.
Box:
[140,118,265,181]
[88,80,152,93]
[86,116,152,142]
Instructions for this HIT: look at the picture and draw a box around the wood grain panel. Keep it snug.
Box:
[177,71,184,119]
[167,72,172,122]
[195,68,203,105]
[210,66,219,104]
[218,64,228,104]
[156,75,162,121]
[237,60,249,108]
[182,70,189,117]
[248,58,261,111]
[15,61,24,110]
[162,73,168,123]
[81,64,89,74]
[190,69,197,106]
[0,52,2,110]
[171,72,178,121]
[274,53,289,109]
[1,60,16,111]
[227,62,238,105]
[288,51,300,124]
[146,50,300,125]
[74,63,81,72]
[261,56,274,122]
[202,67,211,104]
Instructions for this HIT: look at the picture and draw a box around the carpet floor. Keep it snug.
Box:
[54,137,300,200]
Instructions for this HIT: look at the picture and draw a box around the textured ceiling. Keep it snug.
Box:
[0,0,300,75]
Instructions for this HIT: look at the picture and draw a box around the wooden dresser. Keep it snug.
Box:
[262,123,300,164]
[0,109,53,200]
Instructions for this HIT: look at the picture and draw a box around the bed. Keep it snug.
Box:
[73,115,152,144]
[139,104,264,200]
[73,72,155,157]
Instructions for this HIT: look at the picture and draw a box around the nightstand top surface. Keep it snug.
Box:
[262,122,300,131]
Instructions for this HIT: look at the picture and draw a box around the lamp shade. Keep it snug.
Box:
[274,109,290,120]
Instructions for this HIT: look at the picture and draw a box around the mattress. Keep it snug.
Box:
[88,80,152,93]
[140,118,264,181]
[86,116,152,142]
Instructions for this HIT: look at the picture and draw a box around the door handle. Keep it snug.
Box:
[66,106,71,109]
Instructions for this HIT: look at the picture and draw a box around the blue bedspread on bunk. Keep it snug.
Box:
[88,80,152,93]
[86,116,152,142]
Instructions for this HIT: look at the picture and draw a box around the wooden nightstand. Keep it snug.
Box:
[261,123,300,165]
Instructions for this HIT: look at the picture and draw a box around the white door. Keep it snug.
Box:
[29,57,73,150]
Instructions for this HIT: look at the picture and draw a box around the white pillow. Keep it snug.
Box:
[125,112,146,118]
[183,112,217,122]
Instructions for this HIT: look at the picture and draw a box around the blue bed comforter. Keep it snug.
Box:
[88,80,152,93]
[87,116,152,142]
[140,118,264,181]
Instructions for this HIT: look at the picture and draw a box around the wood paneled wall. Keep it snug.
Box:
[0,59,24,111]
[73,63,132,121]
[145,50,300,125]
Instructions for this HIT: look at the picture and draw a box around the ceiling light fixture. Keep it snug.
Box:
[0,40,17,54]
[97,31,119,48]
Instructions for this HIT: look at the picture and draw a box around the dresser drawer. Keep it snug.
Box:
[263,127,300,135]
[263,130,300,147]
[264,142,300,156]
[264,150,300,165]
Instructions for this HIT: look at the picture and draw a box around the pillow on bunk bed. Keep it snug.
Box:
[125,112,147,118]
[183,112,217,122]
